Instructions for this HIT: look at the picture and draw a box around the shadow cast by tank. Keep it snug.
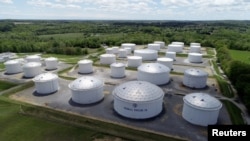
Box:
[68,97,104,107]
[32,90,57,97]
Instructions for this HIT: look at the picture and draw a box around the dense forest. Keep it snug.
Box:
[0,20,250,113]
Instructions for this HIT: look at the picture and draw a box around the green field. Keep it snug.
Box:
[0,99,120,141]
[229,50,250,64]
[0,80,17,92]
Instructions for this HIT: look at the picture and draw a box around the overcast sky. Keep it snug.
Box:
[0,0,249,20]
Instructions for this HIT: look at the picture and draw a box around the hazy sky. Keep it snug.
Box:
[0,0,249,20]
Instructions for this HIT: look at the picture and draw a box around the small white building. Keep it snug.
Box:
[32,73,59,94]
[4,60,22,74]
[134,49,158,61]
[110,62,126,78]
[23,62,42,78]
[137,63,170,85]
[100,54,116,65]
[157,57,173,70]
[166,51,176,61]
[182,93,222,126]
[26,55,41,63]
[69,76,104,104]
[121,43,136,51]
[183,68,208,89]
[127,56,142,68]
[45,57,58,70]
[147,43,161,51]
[78,59,93,74]
[188,53,203,63]
[112,81,164,119]
[153,41,165,48]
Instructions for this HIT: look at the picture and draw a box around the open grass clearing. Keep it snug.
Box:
[0,80,18,92]
[229,49,250,64]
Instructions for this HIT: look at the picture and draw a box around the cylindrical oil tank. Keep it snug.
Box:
[32,73,59,94]
[112,81,164,119]
[157,57,173,69]
[121,43,136,51]
[112,46,119,54]
[154,41,165,48]
[183,68,208,89]
[69,76,104,104]
[147,43,161,51]
[190,42,201,47]
[100,54,116,65]
[78,59,93,74]
[137,63,170,85]
[189,45,201,53]
[172,41,184,47]
[4,60,22,74]
[167,44,183,53]
[134,49,158,61]
[106,48,114,54]
[127,56,142,68]
[110,62,126,78]
[124,47,132,55]
[45,57,58,70]
[118,49,127,58]
[188,53,203,63]
[26,55,41,63]
[166,51,176,61]
[182,93,222,126]
[23,62,42,78]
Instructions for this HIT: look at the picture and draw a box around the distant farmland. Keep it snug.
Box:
[229,49,250,64]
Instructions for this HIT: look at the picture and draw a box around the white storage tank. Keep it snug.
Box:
[78,59,93,74]
[121,43,136,51]
[113,81,164,119]
[154,41,165,48]
[23,62,42,78]
[45,57,58,70]
[32,73,59,94]
[26,55,41,63]
[167,44,183,53]
[110,62,126,78]
[183,68,208,89]
[166,51,176,61]
[4,60,22,74]
[69,76,104,104]
[112,46,119,54]
[100,54,116,65]
[157,58,173,70]
[189,45,201,53]
[137,63,170,85]
[127,56,142,68]
[188,53,203,63]
[124,47,132,55]
[190,42,201,47]
[106,48,114,54]
[118,49,127,58]
[134,49,158,61]
[182,93,222,126]
[147,43,161,51]
[172,41,185,47]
